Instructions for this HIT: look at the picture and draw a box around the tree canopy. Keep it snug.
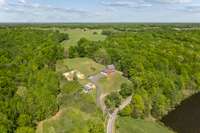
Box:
[0,27,68,132]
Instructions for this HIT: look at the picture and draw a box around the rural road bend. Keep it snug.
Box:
[89,74,132,133]
[107,96,132,133]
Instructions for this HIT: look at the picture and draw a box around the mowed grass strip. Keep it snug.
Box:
[116,117,174,133]
[98,72,131,93]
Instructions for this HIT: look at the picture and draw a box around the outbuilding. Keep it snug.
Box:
[83,83,96,93]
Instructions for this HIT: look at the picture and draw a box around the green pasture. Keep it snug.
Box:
[116,117,174,133]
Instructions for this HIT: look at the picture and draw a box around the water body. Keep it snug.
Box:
[162,92,200,133]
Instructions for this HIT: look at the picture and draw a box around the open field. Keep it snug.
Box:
[98,72,131,93]
[31,27,106,49]
[60,28,106,49]
[59,57,105,77]
[116,117,174,133]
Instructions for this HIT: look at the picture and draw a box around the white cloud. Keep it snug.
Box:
[183,5,200,12]
[0,0,199,22]
[150,0,192,4]
[102,0,193,8]
[18,0,27,4]
[0,0,6,6]
[1,1,90,22]
[101,0,152,8]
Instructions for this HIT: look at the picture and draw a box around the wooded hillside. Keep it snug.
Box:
[0,28,68,133]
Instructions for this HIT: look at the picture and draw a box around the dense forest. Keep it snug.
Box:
[0,28,68,133]
[69,28,200,119]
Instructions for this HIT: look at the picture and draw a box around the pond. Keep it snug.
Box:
[161,92,200,133]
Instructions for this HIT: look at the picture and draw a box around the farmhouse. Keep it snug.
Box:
[63,70,85,81]
[101,64,116,76]
[83,83,96,93]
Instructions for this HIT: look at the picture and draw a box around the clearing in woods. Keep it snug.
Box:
[60,28,106,49]
[98,72,131,93]
[37,58,105,133]
[61,57,105,77]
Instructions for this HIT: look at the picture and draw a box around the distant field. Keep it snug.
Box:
[33,27,106,49]
[98,72,130,93]
[60,28,106,49]
[116,117,174,133]
[60,57,105,77]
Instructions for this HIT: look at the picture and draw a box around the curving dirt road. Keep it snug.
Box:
[107,96,132,133]
[89,74,107,113]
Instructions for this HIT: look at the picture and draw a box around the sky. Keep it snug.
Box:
[0,0,200,22]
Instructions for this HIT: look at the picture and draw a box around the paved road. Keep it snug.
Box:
[107,96,132,133]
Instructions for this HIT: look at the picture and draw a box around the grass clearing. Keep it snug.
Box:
[98,72,130,93]
[61,57,105,77]
[37,58,106,133]
[36,82,103,133]
[32,27,106,49]
[40,57,132,133]
[37,107,101,133]
[116,117,174,133]
[60,28,106,49]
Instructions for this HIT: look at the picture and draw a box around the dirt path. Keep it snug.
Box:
[89,74,106,113]
[36,121,44,133]
[100,93,109,113]
[107,96,132,133]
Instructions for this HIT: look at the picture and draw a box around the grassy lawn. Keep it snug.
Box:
[37,107,102,133]
[39,57,133,133]
[58,86,98,114]
[116,117,174,133]
[61,57,105,77]
[98,72,131,93]
[36,81,103,133]
[60,28,106,49]
[37,57,106,133]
